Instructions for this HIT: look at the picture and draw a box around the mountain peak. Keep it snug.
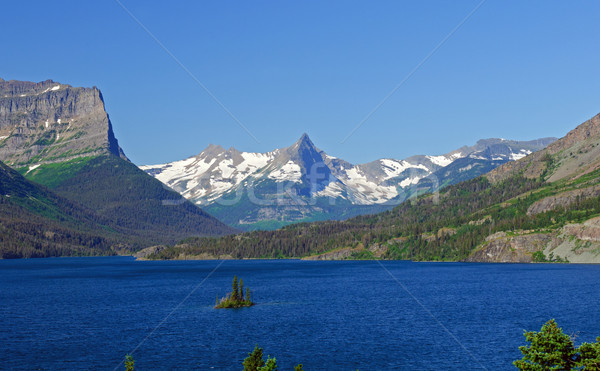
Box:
[200,144,226,157]
[295,133,313,146]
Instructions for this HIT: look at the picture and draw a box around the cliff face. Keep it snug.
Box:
[0,78,127,166]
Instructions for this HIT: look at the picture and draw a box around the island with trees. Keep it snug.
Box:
[215,275,254,309]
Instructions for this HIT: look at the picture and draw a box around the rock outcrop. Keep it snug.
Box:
[466,220,600,263]
[466,231,556,263]
[0,78,127,166]
[527,185,600,215]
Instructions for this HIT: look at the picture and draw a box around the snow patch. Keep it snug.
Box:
[268,161,302,182]
[26,164,40,174]
[427,155,454,167]
[510,150,531,161]
[218,159,235,178]
[315,181,345,199]
[343,167,399,204]
[379,159,411,179]
[51,85,60,91]
[470,155,487,160]
[459,164,475,172]
[399,176,421,188]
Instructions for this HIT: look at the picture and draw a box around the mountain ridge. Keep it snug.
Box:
[142,134,556,229]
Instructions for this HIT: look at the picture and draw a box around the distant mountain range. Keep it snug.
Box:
[142,134,556,230]
[0,78,234,258]
[148,112,600,264]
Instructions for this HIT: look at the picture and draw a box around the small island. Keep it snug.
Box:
[215,275,254,309]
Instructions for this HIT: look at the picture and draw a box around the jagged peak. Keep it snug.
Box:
[294,133,314,147]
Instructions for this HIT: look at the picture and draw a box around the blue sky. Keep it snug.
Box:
[2,1,600,165]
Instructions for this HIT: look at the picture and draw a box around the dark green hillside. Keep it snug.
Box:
[0,161,118,258]
[21,155,237,245]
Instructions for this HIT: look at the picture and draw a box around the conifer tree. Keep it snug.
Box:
[124,354,135,371]
[243,346,265,370]
[232,275,239,301]
[239,278,244,301]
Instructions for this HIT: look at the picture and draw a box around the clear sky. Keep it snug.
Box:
[2,1,600,165]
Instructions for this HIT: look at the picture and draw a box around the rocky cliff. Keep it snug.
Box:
[0,78,127,166]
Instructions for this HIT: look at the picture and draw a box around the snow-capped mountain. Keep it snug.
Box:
[141,134,556,229]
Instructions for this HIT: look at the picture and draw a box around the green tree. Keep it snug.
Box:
[579,338,600,370]
[124,354,135,371]
[239,278,244,301]
[232,275,239,301]
[246,286,251,303]
[294,364,304,371]
[259,357,277,371]
[243,346,265,371]
[514,319,579,370]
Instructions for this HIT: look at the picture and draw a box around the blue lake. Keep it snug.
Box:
[1,258,599,370]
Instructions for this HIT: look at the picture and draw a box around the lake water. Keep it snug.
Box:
[1,258,599,370]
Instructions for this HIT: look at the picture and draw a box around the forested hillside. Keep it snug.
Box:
[0,161,119,258]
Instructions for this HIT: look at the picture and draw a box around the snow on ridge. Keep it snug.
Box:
[510,149,531,161]
[51,85,60,91]
[427,155,455,167]
[141,156,207,184]
[379,159,410,179]
[238,152,272,172]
